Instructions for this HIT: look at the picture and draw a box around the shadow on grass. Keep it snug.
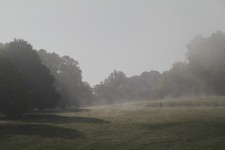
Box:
[0,113,109,140]
[42,108,91,113]
[0,114,110,124]
[142,120,225,149]
[144,120,225,137]
[0,123,81,139]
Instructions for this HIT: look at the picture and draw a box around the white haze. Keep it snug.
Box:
[0,0,225,86]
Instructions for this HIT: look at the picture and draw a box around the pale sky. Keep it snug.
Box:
[0,0,225,86]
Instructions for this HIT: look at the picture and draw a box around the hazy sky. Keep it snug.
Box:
[0,0,225,86]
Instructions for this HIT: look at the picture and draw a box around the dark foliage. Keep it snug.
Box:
[0,55,30,115]
[0,39,60,115]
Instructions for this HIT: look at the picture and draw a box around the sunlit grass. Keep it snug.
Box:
[1,96,225,150]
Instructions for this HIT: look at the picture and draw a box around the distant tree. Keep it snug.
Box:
[104,71,127,100]
[123,70,160,100]
[137,71,160,99]
[94,70,161,103]
[152,62,203,98]
[94,70,127,103]
[80,82,94,106]
[0,39,60,115]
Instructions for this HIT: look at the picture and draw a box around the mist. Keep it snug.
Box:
[1,0,225,86]
[1,1,225,149]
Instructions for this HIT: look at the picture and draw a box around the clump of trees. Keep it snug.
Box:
[93,70,161,104]
[93,71,127,104]
[0,39,93,116]
[93,31,225,103]
[0,40,60,115]
[1,31,225,115]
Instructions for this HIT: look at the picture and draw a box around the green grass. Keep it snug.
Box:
[1,96,225,150]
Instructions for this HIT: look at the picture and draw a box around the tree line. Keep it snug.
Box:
[1,31,225,115]
[0,39,93,115]
[93,31,225,103]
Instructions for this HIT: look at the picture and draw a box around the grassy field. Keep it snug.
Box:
[1,97,225,150]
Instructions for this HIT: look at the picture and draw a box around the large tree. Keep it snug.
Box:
[0,39,60,115]
[186,31,225,95]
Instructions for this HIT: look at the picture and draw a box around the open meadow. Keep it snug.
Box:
[1,97,225,150]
